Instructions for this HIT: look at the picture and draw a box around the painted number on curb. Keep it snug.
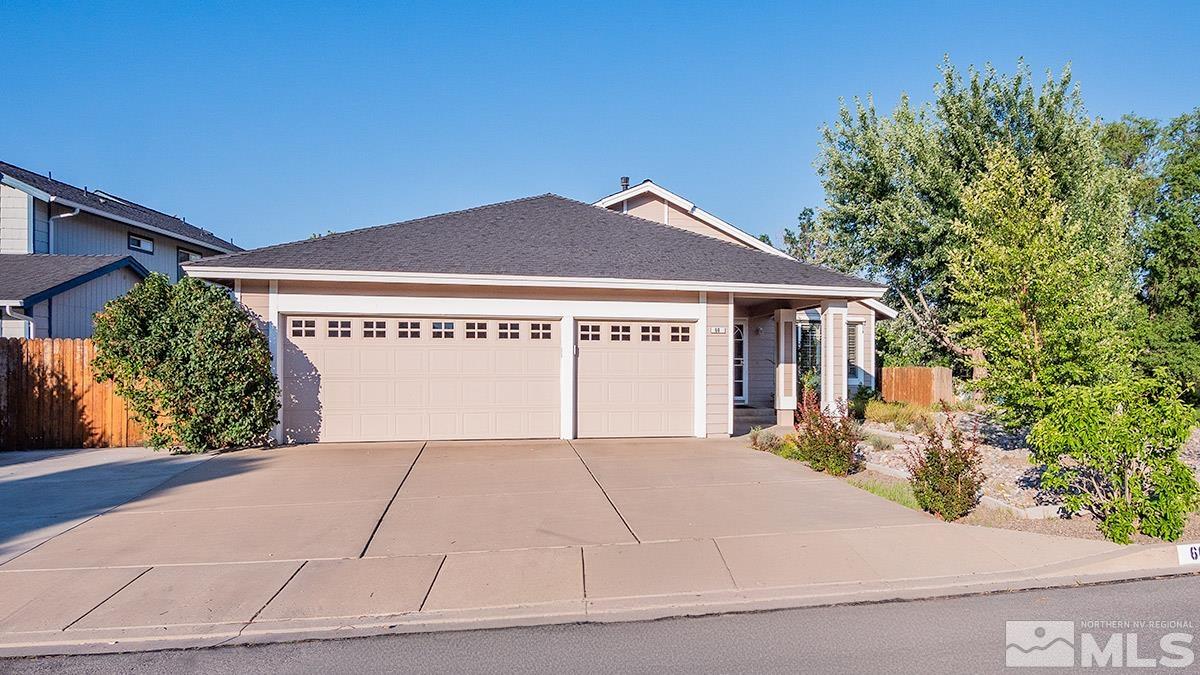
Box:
[1178,543,1200,566]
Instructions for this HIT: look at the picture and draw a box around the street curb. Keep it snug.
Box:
[1,554,1196,659]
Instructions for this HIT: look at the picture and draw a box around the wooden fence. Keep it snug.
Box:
[0,338,144,450]
[880,366,954,407]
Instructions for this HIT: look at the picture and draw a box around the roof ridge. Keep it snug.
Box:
[190,193,557,265]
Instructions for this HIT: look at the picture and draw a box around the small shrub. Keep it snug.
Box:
[748,426,783,454]
[792,389,863,476]
[865,434,896,451]
[1030,377,1199,544]
[903,410,985,521]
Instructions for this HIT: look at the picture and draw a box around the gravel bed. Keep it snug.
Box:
[858,418,1200,511]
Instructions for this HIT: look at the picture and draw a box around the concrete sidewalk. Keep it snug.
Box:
[0,522,1193,657]
[0,440,1196,657]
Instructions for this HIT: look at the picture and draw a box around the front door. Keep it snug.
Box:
[733,322,747,404]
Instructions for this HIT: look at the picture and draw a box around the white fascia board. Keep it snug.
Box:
[184,266,889,299]
[0,175,52,201]
[861,298,899,319]
[593,181,794,260]
[45,196,238,254]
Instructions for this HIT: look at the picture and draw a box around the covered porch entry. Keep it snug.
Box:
[730,297,886,434]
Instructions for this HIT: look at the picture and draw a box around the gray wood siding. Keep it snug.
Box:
[47,267,141,338]
[52,210,218,279]
[0,185,30,253]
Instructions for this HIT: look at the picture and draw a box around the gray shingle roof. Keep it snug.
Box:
[188,194,883,290]
[0,160,240,253]
[0,254,148,306]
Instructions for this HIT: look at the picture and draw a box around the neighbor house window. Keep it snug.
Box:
[397,320,420,338]
[327,320,351,338]
[465,321,487,339]
[579,324,600,341]
[432,321,455,338]
[530,323,551,340]
[128,233,154,254]
[290,319,315,338]
[611,325,631,341]
[175,247,201,280]
[363,320,387,338]
[670,326,690,342]
[640,325,661,342]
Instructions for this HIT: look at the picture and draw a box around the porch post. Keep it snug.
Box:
[773,308,796,426]
[819,300,848,413]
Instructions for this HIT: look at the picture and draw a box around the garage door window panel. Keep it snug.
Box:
[363,320,387,338]
[328,320,351,338]
[498,322,520,339]
[291,319,316,338]
[531,323,552,340]
[432,321,455,339]
[611,325,631,341]
[397,320,421,338]
[465,321,488,339]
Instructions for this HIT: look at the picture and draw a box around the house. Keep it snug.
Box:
[184,180,895,443]
[0,160,240,338]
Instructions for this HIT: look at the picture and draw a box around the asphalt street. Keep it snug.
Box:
[6,574,1198,674]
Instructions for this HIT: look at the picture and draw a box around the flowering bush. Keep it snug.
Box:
[903,410,985,521]
[792,389,862,476]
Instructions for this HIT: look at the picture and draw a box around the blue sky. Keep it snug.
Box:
[3,1,1197,249]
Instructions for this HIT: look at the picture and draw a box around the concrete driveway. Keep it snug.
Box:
[0,437,1149,655]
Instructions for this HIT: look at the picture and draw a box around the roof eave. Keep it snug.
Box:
[20,257,150,307]
[183,265,889,299]
[48,196,240,254]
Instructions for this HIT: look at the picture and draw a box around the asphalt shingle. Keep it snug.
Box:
[0,254,145,305]
[0,160,240,253]
[188,194,883,289]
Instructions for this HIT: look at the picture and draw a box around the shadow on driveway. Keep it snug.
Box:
[0,449,259,564]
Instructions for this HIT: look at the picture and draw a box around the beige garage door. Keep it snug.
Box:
[281,316,560,442]
[576,320,695,437]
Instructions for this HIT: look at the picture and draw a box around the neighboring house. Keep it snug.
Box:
[185,180,896,444]
[0,160,241,338]
[0,255,149,338]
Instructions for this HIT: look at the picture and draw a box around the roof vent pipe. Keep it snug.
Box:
[619,176,630,191]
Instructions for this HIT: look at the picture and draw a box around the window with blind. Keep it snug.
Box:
[847,323,862,383]
[797,321,821,375]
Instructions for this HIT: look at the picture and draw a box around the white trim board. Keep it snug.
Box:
[188,266,888,299]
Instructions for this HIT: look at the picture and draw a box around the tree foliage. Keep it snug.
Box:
[949,146,1137,427]
[1030,377,1198,544]
[92,274,280,453]
[816,58,1133,368]
[1139,110,1200,403]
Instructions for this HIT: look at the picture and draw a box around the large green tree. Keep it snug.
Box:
[949,146,1137,427]
[1140,110,1200,403]
[815,58,1135,368]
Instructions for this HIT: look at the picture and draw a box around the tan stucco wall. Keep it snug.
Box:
[705,293,731,436]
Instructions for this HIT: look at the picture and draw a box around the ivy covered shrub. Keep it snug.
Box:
[792,389,862,476]
[903,411,985,521]
[1030,377,1198,544]
[92,274,280,453]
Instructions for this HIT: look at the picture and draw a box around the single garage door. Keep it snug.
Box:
[281,316,560,442]
[576,320,694,437]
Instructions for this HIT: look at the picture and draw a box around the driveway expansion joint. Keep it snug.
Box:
[567,440,640,544]
[359,442,427,558]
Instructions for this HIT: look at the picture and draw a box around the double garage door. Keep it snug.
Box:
[281,315,694,442]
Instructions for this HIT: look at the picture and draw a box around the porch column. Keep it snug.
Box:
[773,308,796,426]
[819,300,848,413]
